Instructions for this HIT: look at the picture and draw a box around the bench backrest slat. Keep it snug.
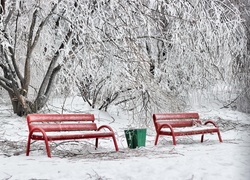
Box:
[27,114,95,123]
[153,113,199,120]
[27,114,96,132]
[153,113,201,129]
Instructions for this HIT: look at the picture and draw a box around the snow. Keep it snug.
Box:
[160,125,218,132]
[0,97,250,180]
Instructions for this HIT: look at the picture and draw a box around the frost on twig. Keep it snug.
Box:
[0,139,26,157]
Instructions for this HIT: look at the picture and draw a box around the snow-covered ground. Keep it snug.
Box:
[0,97,250,180]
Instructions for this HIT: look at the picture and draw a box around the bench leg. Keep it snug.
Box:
[27,128,52,158]
[155,134,177,145]
[26,134,32,156]
[95,138,99,150]
[154,134,160,145]
[201,134,204,143]
[44,137,51,158]
[95,136,119,151]
[172,135,177,145]
[201,131,223,143]
[112,135,119,151]
[217,131,223,142]
[26,138,51,158]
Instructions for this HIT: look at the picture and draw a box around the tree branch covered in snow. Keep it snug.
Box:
[0,0,249,120]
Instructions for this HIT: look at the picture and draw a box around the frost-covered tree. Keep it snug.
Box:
[232,0,250,113]
[0,0,248,120]
[0,0,74,116]
[149,0,248,112]
[72,0,248,124]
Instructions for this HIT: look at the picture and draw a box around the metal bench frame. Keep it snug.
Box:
[26,114,119,157]
[153,112,223,145]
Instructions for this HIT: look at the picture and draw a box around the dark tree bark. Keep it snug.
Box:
[0,0,5,14]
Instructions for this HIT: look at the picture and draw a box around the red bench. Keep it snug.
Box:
[26,114,119,157]
[153,112,223,145]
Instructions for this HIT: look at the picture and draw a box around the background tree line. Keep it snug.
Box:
[0,0,249,124]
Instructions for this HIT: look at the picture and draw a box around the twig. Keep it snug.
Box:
[220,88,249,109]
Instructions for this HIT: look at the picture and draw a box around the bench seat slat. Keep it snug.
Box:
[156,120,201,128]
[160,126,219,136]
[31,131,114,141]
[27,114,95,123]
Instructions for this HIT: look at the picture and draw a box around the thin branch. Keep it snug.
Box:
[30,2,60,51]
[24,2,61,91]
[221,88,250,109]
[36,29,73,100]
[4,0,16,29]
[23,9,38,91]
[44,64,61,97]
[0,79,13,93]
[0,76,12,85]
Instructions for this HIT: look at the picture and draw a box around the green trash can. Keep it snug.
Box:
[124,128,147,149]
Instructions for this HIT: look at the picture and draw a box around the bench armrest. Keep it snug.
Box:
[28,127,49,141]
[97,125,115,133]
[203,120,219,128]
[29,127,47,135]
[158,123,174,133]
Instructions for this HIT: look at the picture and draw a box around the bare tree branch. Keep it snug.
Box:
[24,2,61,92]
[35,29,73,103]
